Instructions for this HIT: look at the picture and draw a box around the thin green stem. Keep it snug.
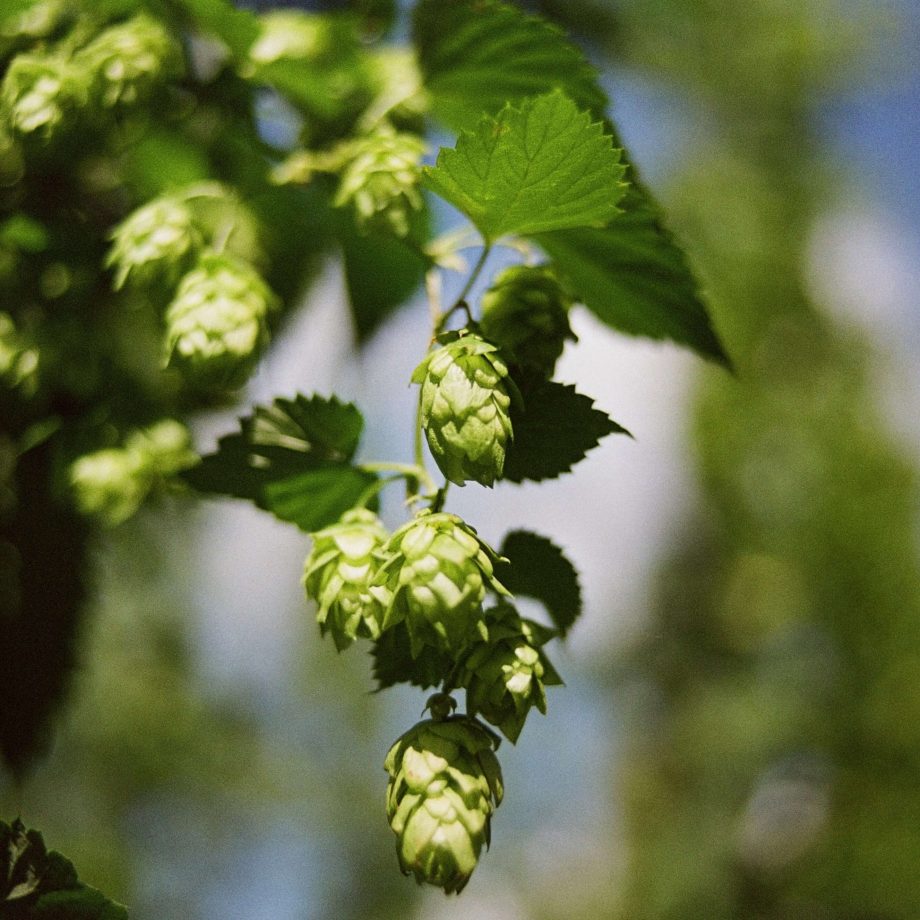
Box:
[361,459,436,494]
[452,244,491,313]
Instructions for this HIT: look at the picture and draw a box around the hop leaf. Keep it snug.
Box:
[334,127,427,238]
[76,13,182,109]
[480,264,575,381]
[384,715,503,894]
[0,52,87,140]
[459,602,562,742]
[371,510,508,657]
[106,196,200,290]
[412,330,515,487]
[303,508,389,650]
[164,251,279,391]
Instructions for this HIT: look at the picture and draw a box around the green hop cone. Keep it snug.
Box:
[371,510,508,657]
[0,52,87,140]
[76,14,181,109]
[460,602,562,743]
[0,311,39,393]
[124,418,197,479]
[303,508,389,651]
[164,251,278,390]
[385,712,503,894]
[480,264,575,380]
[107,196,200,290]
[334,127,426,238]
[412,331,515,487]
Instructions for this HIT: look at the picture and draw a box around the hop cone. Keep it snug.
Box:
[76,14,181,109]
[107,197,199,290]
[371,510,508,657]
[334,128,425,237]
[385,714,503,894]
[124,419,197,478]
[480,264,575,380]
[303,508,389,650]
[164,251,278,390]
[412,331,514,487]
[0,311,38,393]
[0,53,86,139]
[460,603,562,743]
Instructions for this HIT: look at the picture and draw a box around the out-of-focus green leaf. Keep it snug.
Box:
[423,91,626,242]
[171,0,260,57]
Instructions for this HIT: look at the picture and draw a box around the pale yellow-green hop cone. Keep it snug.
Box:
[384,708,503,894]
[334,127,426,238]
[412,331,515,487]
[480,264,575,381]
[125,419,198,479]
[107,196,200,290]
[0,53,87,140]
[69,447,150,526]
[371,510,509,657]
[164,251,278,391]
[303,508,390,651]
[459,602,562,743]
[76,14,181,109]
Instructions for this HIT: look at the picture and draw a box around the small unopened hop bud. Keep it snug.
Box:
[303,508,389,650]
[107,197,199,290]
[371,510,508,657]
[334,128,426,238]
[0,53,86,140]
[164,251,278,391]
[459,602,562,743]
[385,715,503,894]
[480,264,575,380]
[412,331,514,487]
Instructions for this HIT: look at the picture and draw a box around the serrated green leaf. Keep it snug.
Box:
[535,181,729,365]
[184,394,378,532]
[498,531,581,636]
[413,0,606,131]
[502,380,629,483]
[423,92,626,243]
[370,624,453,692]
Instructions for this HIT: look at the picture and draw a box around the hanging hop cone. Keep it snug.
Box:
[334,128,425,238]
[76,14,181,109]
[0,53,87,139]
[370,510,509,657]
[107,196,200,290]
[385,710,503,894]
[412,331,515,487]
[459,602,562,743]
[480,264,575,381]
[303,508,390,651]
[163,251,278,390]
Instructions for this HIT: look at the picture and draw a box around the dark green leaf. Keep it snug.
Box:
[534,180,729,365]
[370,624,453,692]
[423,91,626,242]
[170,0,260,57]
[498,531,581,636]
[502,380,629,483]
[184,395,378,532]
[32,887,129,919]
[413,0,607,132]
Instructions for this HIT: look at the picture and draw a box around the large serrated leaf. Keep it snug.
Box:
[184,394,378,532]
[413,0,607,131]
[502,380,629,483]
[498,531,581,636]
[423,91,626,243]
[534,181,729,365]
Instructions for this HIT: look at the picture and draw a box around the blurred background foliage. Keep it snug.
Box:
[2,0,919,918]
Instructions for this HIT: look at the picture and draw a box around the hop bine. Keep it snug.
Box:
[303,508,389,650]
[413,330,516,487]
[371,510,508,657]
[385,704,503,894]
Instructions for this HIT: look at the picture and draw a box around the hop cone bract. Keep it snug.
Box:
[164,251,278,390]
[303,508,389,650]
[412,331,514,487]
[480,264,575,380]
[107,196,199,290]
[385,715,503,894]
[460,603,562,742]
[76,14,181,109]
[1,53,86,139]
[371,510,508,657]
[334,128,425,237]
